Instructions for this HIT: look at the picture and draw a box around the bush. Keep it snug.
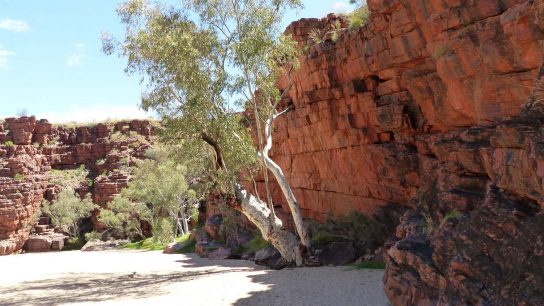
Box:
[233,232,270,255]
[349,5,370,30]
[13,173,25,181]
[152,218,175,244]
[310,210,385,249]
[42,188,98,238]
[49,165,89,189]
[347,261,386,270]
[4,140,14,147]
[123,233,194,252]
[98,195,151,241]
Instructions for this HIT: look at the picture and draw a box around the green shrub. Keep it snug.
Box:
[152,218,175,244]
[13,173,25,181]
[310,210,385,249]
[84,231,103,241]
[49,165,89,189]
[98,195,151,241]
[349,5,370,30]
[123,233,193,252]
[4,140,14,147]
[311,230,336,248]
[42,189,98,238]
[346,261,386,270]
[63,237,87,251]
[86,178,94,188]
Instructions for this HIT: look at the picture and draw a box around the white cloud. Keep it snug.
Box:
[36,104,153,123]
[331,2,349,12]
[66,43,87,68]
[0,46,16,69]
[0,18,31,32]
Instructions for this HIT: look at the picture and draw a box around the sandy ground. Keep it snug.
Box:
[0,250,390,306]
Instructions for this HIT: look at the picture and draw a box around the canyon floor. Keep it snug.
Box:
[0,250,389,306]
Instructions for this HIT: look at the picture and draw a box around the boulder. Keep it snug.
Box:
[254,245,289,270]
[317,242,356,266]
[81,239,128,252]
[207,247,233,260]
[204,214,223,241]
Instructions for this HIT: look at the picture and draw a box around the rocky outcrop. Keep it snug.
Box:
[0,117,156,255]
[259,0,544,304]
[383,118,544,305]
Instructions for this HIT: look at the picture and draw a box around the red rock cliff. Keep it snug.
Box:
[259,0,544,304]
[0,117,155,255]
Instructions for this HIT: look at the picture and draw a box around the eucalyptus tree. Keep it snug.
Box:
[104,0,309,265]
[122,150,198,239]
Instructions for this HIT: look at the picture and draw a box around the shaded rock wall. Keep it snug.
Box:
[257,0,544,304]
[0,117,155,254]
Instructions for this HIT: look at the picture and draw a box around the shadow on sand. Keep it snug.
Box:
[0,252,389,306]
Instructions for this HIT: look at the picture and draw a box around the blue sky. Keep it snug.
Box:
[0,0,357,122]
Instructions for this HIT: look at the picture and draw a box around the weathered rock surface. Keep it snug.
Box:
[317,241,357,266]
[81,239,129,252]
[257,0,544,304]
[0,118,156,255]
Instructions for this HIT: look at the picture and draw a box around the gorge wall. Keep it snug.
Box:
[0,117,155,255]
[254,0,544,305]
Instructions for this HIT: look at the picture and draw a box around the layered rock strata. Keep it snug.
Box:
[257,0,544,304]
[0,117,155,255]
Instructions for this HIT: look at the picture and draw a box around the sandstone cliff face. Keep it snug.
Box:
[0,117,155,255]
[260,0,544,304]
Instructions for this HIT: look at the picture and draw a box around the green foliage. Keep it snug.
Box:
[311,230,336,248]
[63,237,87,251]
[247,234,270,253]
[234,232,270,255]
[84,231,103,241]
[98,195,152,241]
[27,206,43,232]
[49,165,89,190]
[13,173,25,181]
[309,29,323,44]
[152,218,175,244]
[176,238,197,253]
[122,147,199,239]
[348,5,370,30]
[110,130,148,144]
[42,188,98,238]
[346,261,386,270]
[310,211,385,249]
[86,178,94,188]
[123,233,193,251]
[105,0,302,194]
[3,140,14,147]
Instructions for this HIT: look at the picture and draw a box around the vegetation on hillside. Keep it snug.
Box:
[105,0,311,265]
[42,189,97,238]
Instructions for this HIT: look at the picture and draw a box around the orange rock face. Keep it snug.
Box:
[255,0,544,304]
[0,118,155,255]
[263,0,544,222]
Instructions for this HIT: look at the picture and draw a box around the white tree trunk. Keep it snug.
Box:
[180,207,189,234]
[235,185,303,266]
[260,113,311,250]
[262,155,311,249]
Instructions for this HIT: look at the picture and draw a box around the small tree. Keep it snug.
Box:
[97,195,152,241]
[106,0,310,266]
[122,148,199,241]
[42,189,98,238]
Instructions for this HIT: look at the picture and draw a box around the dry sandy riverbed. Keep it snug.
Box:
[0,250,389,306]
